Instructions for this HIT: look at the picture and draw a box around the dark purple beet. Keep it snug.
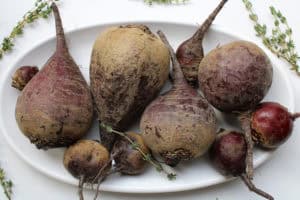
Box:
[210,130,274,200]
[12,66,39,91]
[251,102,299,149]
[210,130,246,176]
[176,0,228,87]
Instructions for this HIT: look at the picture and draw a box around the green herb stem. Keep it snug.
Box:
[100,123,176,180]
[0,168,13,200]
[144,0,188,5]
[242,0,300,75]
[0,0,59,60]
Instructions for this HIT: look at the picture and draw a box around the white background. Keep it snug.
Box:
[0,0,299,199]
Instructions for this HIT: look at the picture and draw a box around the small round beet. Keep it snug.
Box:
[64,139,111,200]
[210,130,246,176]
[239,102,299,181]
[251,102,296,149]
[11,66,39,91]
[63,140,111,182]
[210,130,274,200]
[112,132,150,175]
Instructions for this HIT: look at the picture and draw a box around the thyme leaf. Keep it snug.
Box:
[242,0,300,75]
[144,0,188,5]
[100,123,176,180]
[0,167,13,200]
[0,0,59,60]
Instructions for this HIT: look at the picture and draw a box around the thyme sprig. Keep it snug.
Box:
[0,168,13,200]
[100,123,176,180]
[242,0,300,75]
[144,0,188,5]
[0,0,59,60]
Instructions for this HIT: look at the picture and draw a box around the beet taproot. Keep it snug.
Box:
[140,31,217,167]
[15,3,93,149]
[90,24,170,150]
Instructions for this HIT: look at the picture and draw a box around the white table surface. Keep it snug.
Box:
[0,0,299,199]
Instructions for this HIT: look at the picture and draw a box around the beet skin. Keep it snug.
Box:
[199,41,273,112]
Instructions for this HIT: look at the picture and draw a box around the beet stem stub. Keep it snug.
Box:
[241,174,274,200]
[292,113,300,121]
[193,0,228,41]
[239,112,254,180]
[51,3,68,52]
[157,31,187,87]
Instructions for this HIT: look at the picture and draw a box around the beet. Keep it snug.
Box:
[63,140,111,200]
[238,102,299,179]
[210,130,247,176]
[112,132,150,175]
[15,3,93,149]
[140,31,217,167]
[176,0,228,87]
[100,123,176,179]
[250,102,299,149]
[199,40,273,179]
[11,66,39,91]
[64,134,150,200]
[199,41,273,112]
[210,130,274,200]
[90,24,170,150]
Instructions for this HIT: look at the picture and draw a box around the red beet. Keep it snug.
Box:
[176,0,228,87]
[251,102,299,149]
[15,3,94,149]
[210,130,246,176]
[239,101,299,179]
[210,130,274,200]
